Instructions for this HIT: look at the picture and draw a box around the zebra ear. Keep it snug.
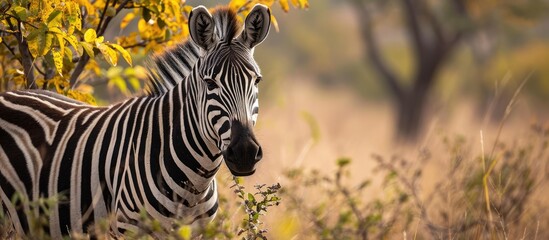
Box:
[238,4,271,49]
[189,6,216,50]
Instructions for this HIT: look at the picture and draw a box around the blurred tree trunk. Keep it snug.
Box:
[352,0,468,141]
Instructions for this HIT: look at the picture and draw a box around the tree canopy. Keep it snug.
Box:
[0,0,308,103]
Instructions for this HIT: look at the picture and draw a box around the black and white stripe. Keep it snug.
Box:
[0,4,271,238]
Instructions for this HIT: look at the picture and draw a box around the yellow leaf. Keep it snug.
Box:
[229,0,248,11]
[137,19,149,38]
[279,0,290,12]
[0,37,3,44]
[68,25,75,35]
[120,13,135,29]
[28,27,53,57]
[52,49,63,76]
[47,10,63,28]
[75,83,94,94]
[98,44,118,66]
[64,35,79,51]
[95,36,104,45]
[182,5,193,14]
[111,44,132,66]
[85,60,101,75]
[13,75,26,88]
[64,47,73,61]
[271,14,280,32]
[48,76,69,93]
[84,29,97,43]
[290,0,299,7]
[35,78,46,88]
[52,30,65,57]
[108,76,128,95]
[75,0,95,17]
[298,0,309,8]
[81,42,94,57]
[66,2,82,32]
[177,225,192,240]
[128,77,141,91]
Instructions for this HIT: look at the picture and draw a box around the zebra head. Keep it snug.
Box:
[188,5,271,176]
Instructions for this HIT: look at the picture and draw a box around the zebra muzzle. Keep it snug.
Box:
[223,120,262,176]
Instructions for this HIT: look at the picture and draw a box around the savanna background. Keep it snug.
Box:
[0,0,548,239]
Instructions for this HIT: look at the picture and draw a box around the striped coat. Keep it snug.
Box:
[0,4,270,238]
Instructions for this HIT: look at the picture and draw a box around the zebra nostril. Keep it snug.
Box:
[255,146,263,162]
[225,147,236,162]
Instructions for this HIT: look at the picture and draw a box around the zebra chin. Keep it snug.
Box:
[222,120,263,176]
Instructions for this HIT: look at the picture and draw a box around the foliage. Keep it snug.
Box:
[0,193,66,239]
[232,177,282,239]
[0,0,308,103]
[0,176,284,239]
[282,157,414,240]
[279,122,549,239]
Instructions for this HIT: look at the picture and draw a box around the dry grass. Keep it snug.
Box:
[1,80,547,239]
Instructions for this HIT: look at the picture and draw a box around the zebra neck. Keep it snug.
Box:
[160,82,222,191]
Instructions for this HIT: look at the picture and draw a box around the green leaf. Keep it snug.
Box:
[12,6,28,21]
[247,193,255,203]
[157,18,166,29]
[26,28,42,41]
[234,177,243,184]
[84,29,97,43]
[105,6,116,17]
[164,28,172,41]
[110,44,132,66]
[337,158,351,167]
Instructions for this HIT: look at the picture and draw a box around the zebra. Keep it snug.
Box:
[0,4,270,238]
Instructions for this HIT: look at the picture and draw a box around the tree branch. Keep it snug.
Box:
[418,0,445,44]
[121,38,168,49]
[1,39,20,62]
[7,17,36,89]
[401,0,426,61]
[353,1,406,103]
[70,0,130,87]
[95,0,111,33]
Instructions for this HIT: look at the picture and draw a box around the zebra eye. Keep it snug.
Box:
[254,77,262,85]
[204,78,218,90]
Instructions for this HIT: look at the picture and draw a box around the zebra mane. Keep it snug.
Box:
[145,7,241,96]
